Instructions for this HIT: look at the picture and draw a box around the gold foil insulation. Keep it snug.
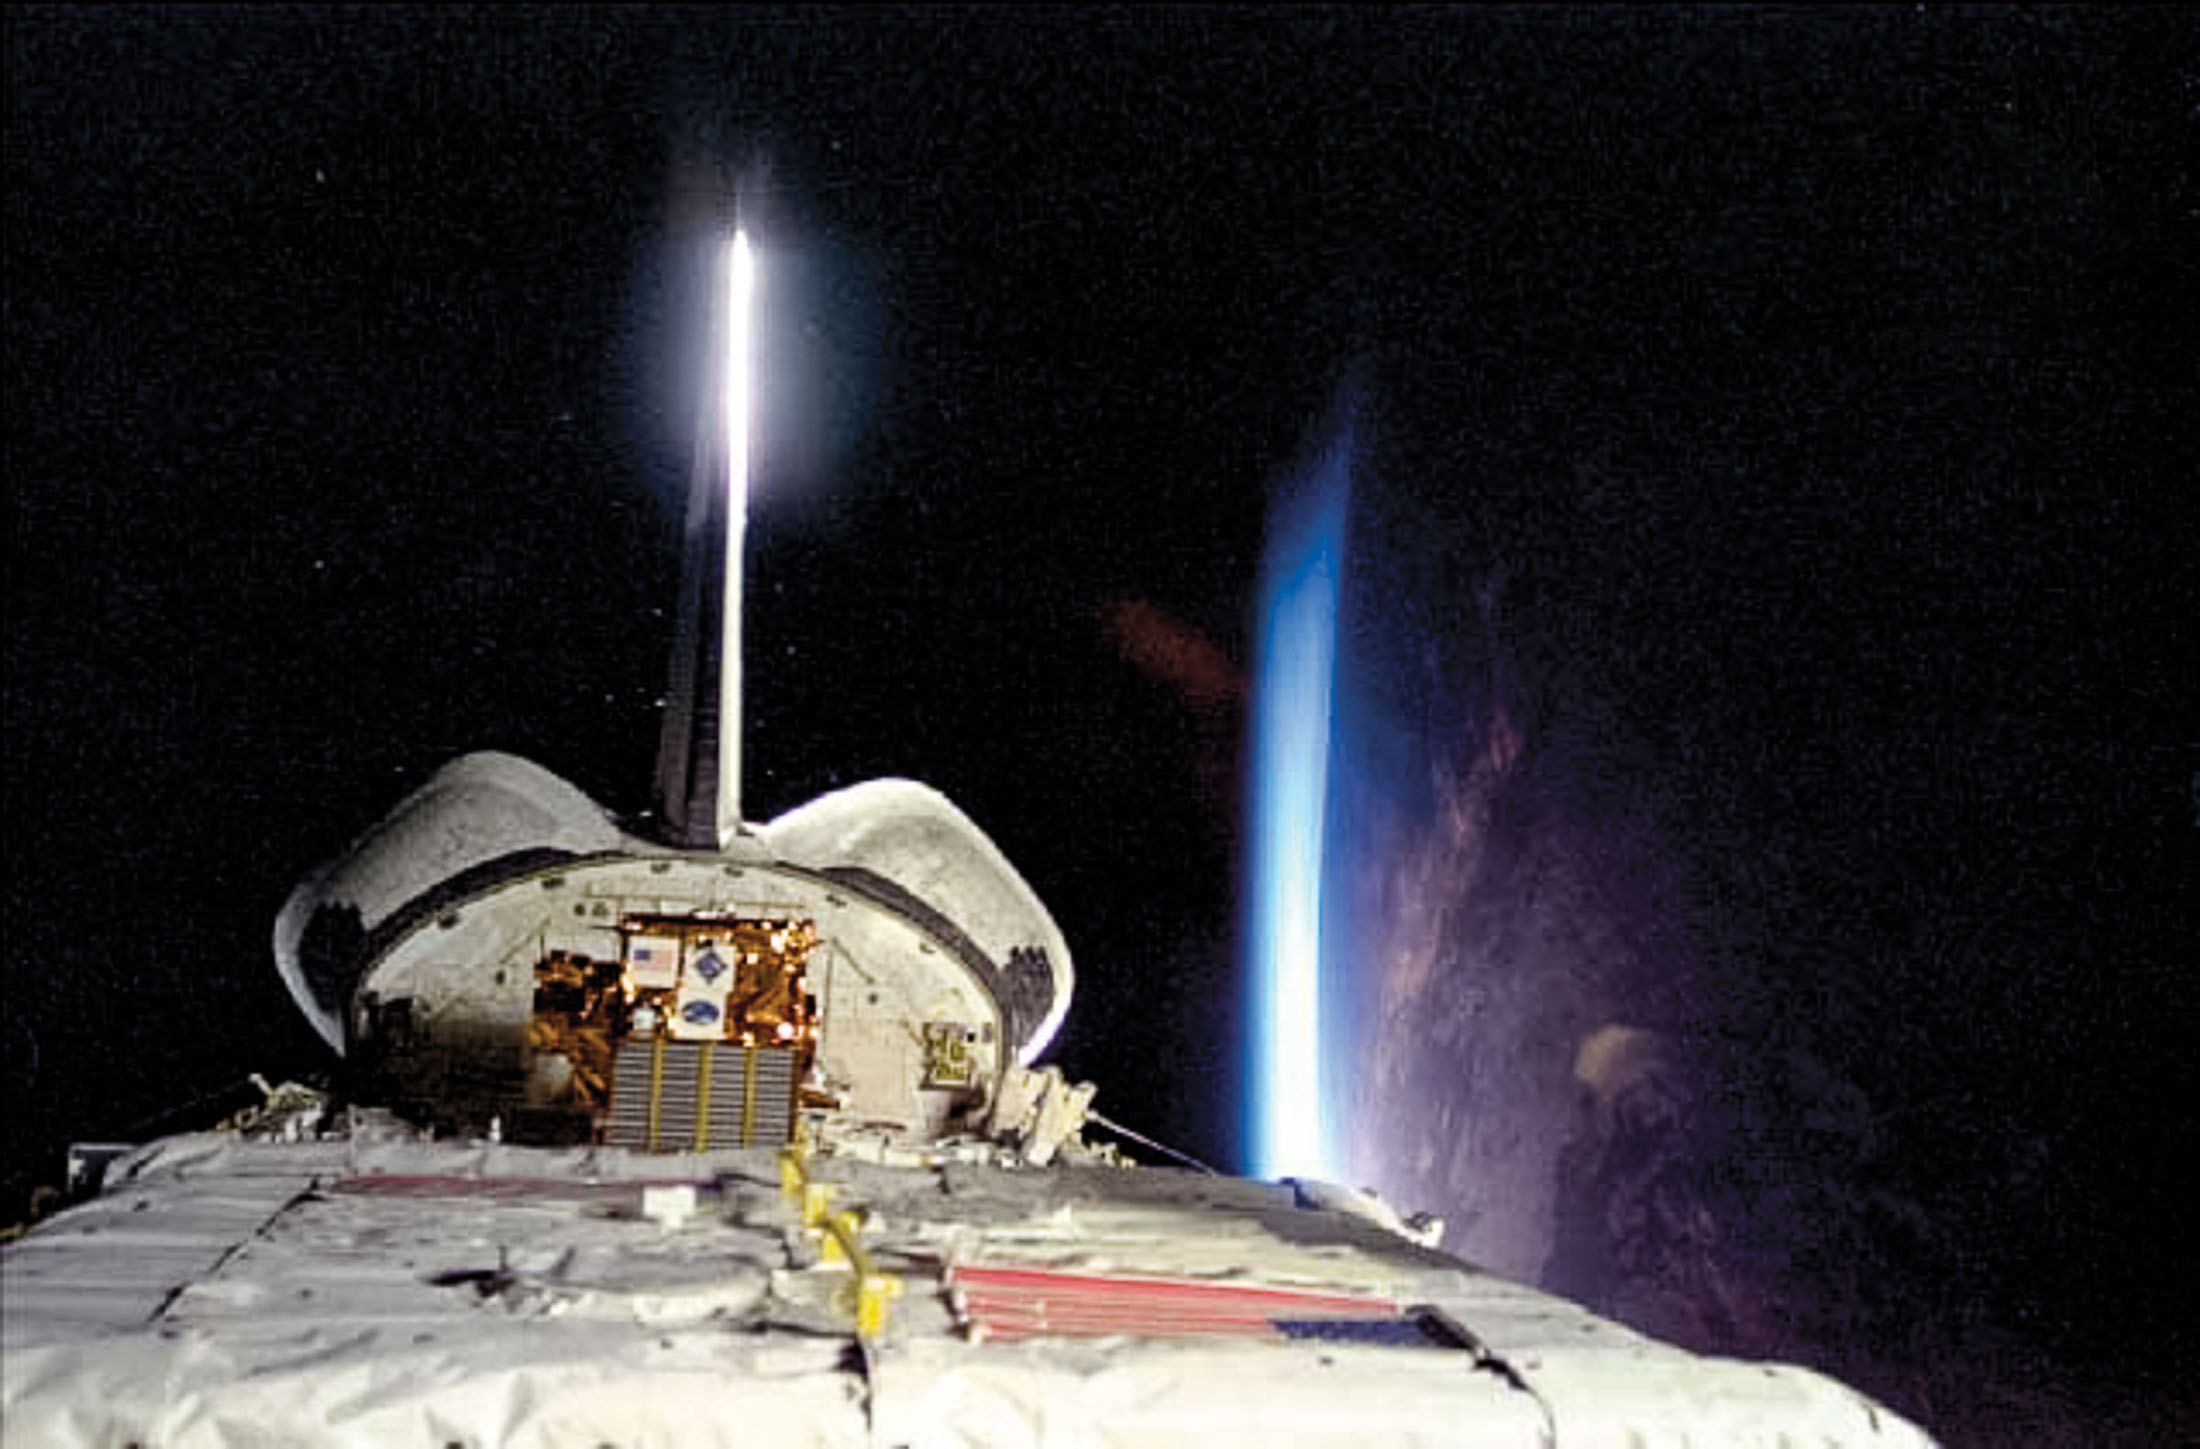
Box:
[528,915,819,1141]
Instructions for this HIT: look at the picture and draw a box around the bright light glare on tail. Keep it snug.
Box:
[724,231,754,510]
[1249,432,1349,1182]
[715,231,755,848]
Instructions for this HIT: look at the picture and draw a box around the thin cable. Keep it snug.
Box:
[1084,1110,1219,1175]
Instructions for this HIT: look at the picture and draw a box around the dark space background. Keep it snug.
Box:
[6,9,2193,1442]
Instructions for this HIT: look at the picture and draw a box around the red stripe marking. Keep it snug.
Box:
[947,1265,1396,1315]
[946,1263,1400,1341]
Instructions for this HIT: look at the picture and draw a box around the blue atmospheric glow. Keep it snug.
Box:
[1248,428,1350,1182]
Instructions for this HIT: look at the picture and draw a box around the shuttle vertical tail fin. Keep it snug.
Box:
[655,231,753,849]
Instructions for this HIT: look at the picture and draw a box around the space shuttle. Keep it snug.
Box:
[259,228,1079,1170]
[0,219,1936,1446]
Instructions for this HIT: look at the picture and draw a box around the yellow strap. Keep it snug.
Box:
[694,1039,715,1151]
[646,1032,667,1152]
[741,1044,760,1146]
[779,1147,898,1340]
